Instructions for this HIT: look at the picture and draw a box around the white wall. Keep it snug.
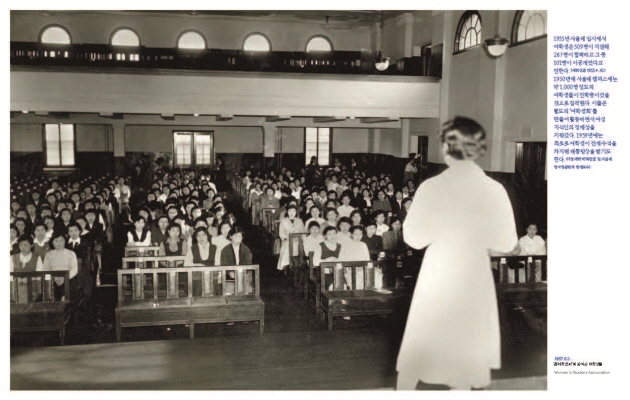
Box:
[10,11,372,52]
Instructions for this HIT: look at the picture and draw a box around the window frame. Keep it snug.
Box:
[176,30,207,50]
[110,27,142,47]
[39,24,72,44]
[42,123,77,170]
[510,10,548,48]
[305,35,334,53]
[242,32,272,52]
[172,130,215,168]
[453,11,482,55]
[304,127,332,167]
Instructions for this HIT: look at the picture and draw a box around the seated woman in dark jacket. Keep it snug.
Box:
[219,226,254,294]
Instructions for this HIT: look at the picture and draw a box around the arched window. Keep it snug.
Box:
[306,36,333,52]
[454,11,482,53]
[243,33,271,52]
[177,31,206,49]
[511,10,547,44]
[111,28,140,46]
[39,25,71,44]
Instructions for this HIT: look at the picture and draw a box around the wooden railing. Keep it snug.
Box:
[10,41,432,77]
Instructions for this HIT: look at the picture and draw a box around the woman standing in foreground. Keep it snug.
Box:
[397,117,518,390]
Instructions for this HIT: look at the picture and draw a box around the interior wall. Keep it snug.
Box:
[10,11,372,51]
[10,124,42,152]
[440,10,547,172]
[125,125,264,153]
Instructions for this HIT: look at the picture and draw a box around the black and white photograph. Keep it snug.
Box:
[8,3,557,393]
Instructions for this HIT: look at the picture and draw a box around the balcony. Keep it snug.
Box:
[10,41,439,78]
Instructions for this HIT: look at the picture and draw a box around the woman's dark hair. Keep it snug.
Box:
[166,223,181,236]
[308,204,321,215]
[194,217,208,227]
[132,214,146,224]
[10,223,19,234]
[218,220,232,235]
[350,210,363,220]
[32,222,47,232]
[157,215,169,224]
[325,207,339,217]
[337,217,352,229]
[372,210,386,219]
[49,231,68,249]
[389,217,402,228]
[17,234,34,246]
[440,116,487,160]
[322,226,338,236]
[350,225,365,235]
[228,225,245,240]
[191,227,211,244]
[285,204,298,212]
[308,221,321,231]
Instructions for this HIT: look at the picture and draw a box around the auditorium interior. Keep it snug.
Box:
[9,10,548,390]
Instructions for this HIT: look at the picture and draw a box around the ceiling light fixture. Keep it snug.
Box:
[484,11,510,58]
[193,113,199,117]
[374,11,390,71]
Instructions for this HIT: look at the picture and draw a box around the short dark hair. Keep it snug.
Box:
[49,231,68,249]
[17,234,34,246]
[228,225,245,240]
[323,226,337,236]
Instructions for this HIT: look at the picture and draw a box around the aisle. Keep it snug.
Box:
[10,191,547,390]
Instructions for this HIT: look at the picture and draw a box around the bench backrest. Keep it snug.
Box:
[288,233,307,262]
[320,260,390,291]
[491,255,547,284]
[124,246,161,257]
[261,208,278,230]
[10,270,70,304]
[121,255,187,269]
[117,265,260,301]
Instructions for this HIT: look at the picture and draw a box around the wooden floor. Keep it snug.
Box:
[10,193,547,390]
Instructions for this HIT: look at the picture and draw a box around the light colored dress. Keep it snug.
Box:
[276,217,305,270]
[398,158,517,389]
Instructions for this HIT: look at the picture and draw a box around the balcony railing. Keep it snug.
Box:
[10,42,438,77]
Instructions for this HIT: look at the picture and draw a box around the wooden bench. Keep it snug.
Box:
[115,265,264,342]
[491,255,547,284]
[319,260,411,330]
[124,246,161,257]
[261,208,278,251]
[10,271,74,345]
[121,255,186,269]
[288,233,307,287]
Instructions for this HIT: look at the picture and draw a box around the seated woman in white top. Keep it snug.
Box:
[303,205,326,231]
[211,221,233,266]
[335,217,354,248]
[126,215,152,246]
[42,232,78,300]
[276,205,306,271]
[336,192,355,219]
[303,221,325,256]
[339,225,371,290]
[372,210,390,236]
[510,223,547,283]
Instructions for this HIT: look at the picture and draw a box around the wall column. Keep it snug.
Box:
[263,124,277,170]
[400,119,411,158]
[112,122,126,176]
